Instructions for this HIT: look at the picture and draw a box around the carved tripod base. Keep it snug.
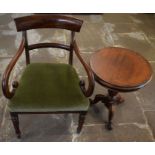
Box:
[91,89,124,130]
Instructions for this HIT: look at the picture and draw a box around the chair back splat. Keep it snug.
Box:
[14,15,83,65]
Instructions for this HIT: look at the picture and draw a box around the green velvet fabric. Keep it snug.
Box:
[9,63,89,112]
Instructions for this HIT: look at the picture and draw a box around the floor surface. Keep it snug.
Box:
[0,13,155,141]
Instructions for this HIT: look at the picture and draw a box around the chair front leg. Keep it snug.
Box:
[77,111,87,134]
[10,112,21,138]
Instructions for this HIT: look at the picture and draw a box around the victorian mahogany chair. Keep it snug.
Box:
[2,15,94,138]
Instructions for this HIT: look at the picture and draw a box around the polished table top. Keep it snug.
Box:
[90,47,152,92]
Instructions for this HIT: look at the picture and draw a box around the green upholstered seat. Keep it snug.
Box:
[8,63,89,112]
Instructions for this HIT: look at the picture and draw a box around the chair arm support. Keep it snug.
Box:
[73,40,95,97]
[2,38,25,99]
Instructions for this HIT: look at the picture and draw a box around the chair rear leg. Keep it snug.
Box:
[77,111,87,134]
[10,112,21,138]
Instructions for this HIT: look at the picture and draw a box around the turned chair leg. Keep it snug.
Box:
[10,112,21,138]
[77,112,87,134]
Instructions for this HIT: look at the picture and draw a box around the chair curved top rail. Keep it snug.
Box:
[14,15,83,32]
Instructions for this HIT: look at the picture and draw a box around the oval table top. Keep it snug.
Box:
[90,47,153,92]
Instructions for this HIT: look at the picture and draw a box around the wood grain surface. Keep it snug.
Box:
[90,47,152,91]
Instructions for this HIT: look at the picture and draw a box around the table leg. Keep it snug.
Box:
[105,90,117,130]
[105,101,114,130]
[91,89,124,130]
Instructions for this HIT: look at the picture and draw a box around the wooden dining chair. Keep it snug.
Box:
[2,15,94,138]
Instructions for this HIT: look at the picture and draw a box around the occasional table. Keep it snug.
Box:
[90,47,152,130]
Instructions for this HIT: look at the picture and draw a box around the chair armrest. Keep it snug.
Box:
[2,38,25,99]
[73,40,95,97]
